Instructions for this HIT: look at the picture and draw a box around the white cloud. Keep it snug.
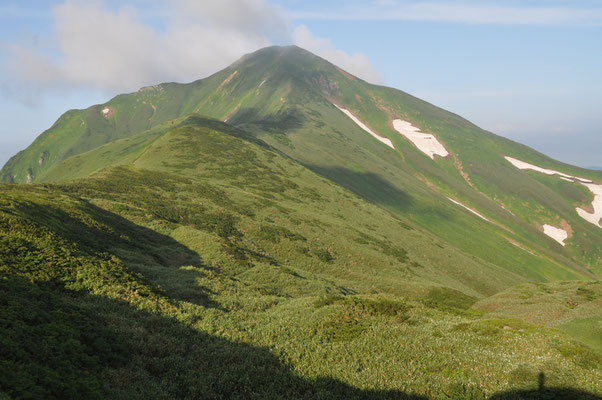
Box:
[2,0,382,97]
[293,1,602,26]
[171,0,289,40]
[53,1,164,92]
[292,25,382,83]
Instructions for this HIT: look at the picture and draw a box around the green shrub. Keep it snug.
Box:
[319,315,368,342]
[442,383,486,400]
[314,294,345,308]
[313,248,335,263]
[314,295,410,318]
[556,342,602,369]
[354,232,408,263]
[258,224,306,243]
[423,287,478,311]
[508,364,539,388]
[576,287,596,301]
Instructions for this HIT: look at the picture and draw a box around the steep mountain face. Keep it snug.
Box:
[3,46,599,280]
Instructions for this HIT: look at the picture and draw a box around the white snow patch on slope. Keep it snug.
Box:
[542,224,568,246]
[392,119,448,159]
[504,156,591,182]
[505,156,600,228]
[507,239,536,255]
[576,183,602,227]
[446,197,490,222]
[102,107,110,116]
[575,177,592,183]
[258,79,267,88]
[334,105,394,149]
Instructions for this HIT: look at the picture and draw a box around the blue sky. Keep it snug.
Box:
[1,0,601,167]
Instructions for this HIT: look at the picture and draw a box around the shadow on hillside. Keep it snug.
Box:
[489,388,601,400]
[489,372,601,399]
[230,106,306,133]
[2,275,600,400]
[180,114,275,150]
[0,274,428,400]
[305,165,414,211]
[11,198,221,309]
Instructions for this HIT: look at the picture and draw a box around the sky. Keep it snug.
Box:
[1,0,601,168]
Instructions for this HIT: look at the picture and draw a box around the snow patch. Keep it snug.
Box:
[446,197,490,222]
[392,119,448,159]
[504,156,591,182]
[102,107,110,116]
[219,70,238,88]
[507,239,536,255]
[577,177,593,183]
[542,224,568,246]
[258,79,267,88]
[334,104,394,149]
[576,183,602,227]
[505,156,600,228]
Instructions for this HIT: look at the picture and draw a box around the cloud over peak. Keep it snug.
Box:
[2,0,381,101]
[292,26,381,84]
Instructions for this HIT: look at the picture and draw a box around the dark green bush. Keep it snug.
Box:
[313,248,335,263]
[423,287,477,311]
[258,224,306,243]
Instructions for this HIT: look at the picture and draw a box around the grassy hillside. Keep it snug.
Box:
[1,167,600,399]
[47,116,531,298]
[40,115,592,287]
[475,281,602,354]
[227,48,602,276]
[2,46,600,277]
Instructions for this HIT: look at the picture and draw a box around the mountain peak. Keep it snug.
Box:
[238,45,319,61]
[231,45,341,80]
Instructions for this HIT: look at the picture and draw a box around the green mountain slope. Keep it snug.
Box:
[1,46,601,397]
[47,115,529,298]
[4,46,598,280]
[1,116,600,398]
[475,281,602,354]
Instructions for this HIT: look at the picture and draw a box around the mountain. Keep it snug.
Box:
[1,46,601,398]
[4,46,600,278]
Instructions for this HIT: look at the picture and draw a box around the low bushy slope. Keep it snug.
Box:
[475,281,602,354]
[1,185,600,399]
